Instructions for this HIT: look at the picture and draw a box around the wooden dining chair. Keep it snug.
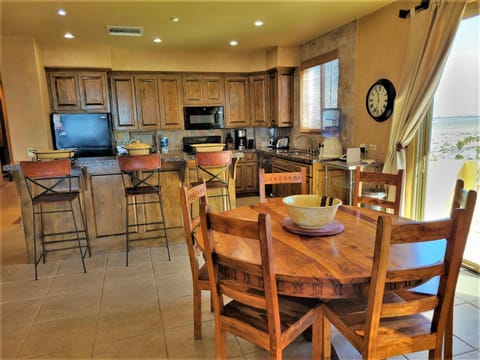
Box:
[352,167,404,215]
[199,202,322,359]
[258,167,307,203]
[179,179,211,339]
[195,151,232,211]
[443,178,477,358]
[320,207,469,359]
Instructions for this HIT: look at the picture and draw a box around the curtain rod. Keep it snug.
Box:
[399,0,430,18]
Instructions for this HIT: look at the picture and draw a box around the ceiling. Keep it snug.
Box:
[1,0,394,53]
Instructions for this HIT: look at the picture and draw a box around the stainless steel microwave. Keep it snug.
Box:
[184,106,224,130]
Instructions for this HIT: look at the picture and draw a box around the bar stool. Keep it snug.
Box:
[194,151,232,211]
[20,159,91,280]
[118,154,170,266]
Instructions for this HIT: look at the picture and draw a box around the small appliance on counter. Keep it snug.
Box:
[276,137,289,150]
[319,108,343,160]
[268,127,277,148]
[234,129,247,150]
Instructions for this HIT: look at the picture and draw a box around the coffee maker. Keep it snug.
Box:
[268,127,277,148]
[234,129,247,150]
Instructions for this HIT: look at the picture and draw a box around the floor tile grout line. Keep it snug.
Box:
[15,273,55,358]
[89,252,109,359]
[149,248,171,359]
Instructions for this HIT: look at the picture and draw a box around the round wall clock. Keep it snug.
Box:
[365,78,396,122]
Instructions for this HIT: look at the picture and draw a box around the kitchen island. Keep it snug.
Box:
[4,151,244,263]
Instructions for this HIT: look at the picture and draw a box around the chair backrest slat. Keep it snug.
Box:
[20,159,71,178]
[258,167,307,203]
[352,167,403,215]
[118,154,161,172]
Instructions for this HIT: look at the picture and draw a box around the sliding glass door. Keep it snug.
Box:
[423,14,479,271]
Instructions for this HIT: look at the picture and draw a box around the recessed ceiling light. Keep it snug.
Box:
[153,38,162,43]
[254,20,264,27]
[229,40,238,46]
[57,8,67,16]
[170,16,179,22]
[64,32,74,39]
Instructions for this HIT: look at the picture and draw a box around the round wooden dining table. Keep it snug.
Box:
[212,198,446,299]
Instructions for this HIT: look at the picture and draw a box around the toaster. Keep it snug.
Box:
[276,137,289,150]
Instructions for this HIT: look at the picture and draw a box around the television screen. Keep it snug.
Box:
[52,113,113,156]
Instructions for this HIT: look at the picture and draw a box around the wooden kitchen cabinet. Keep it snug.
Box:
[249,73,269,127]
[268,67,294,127]
[110,74,137,130]
[111,73,183,130]
[134,75,161,129]
[183,74,224,105]
[158,75,184,129]
[271,157,312,196]
[235,152,258,194]
[48,70,110,112]
[225,75,250,128]
[312,162,348,203]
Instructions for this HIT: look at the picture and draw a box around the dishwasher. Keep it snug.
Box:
[258,152,273,197]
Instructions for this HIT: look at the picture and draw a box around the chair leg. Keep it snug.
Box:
[125,196,130,266]
[158,193,171,261]
[76,196,91,258]
[311,315,321,360]
[320,309,332,360]
[444,304,454,359]
[215,327,227,360]
[193,286,202,339]
[40,204,46,264]
[32,206,39,281]
[69,200,87,274]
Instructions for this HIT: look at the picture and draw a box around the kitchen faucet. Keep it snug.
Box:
[294,134,316,153]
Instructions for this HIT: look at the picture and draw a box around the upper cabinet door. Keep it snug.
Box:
[48,70,110,112]
[183,74,224,105]
[110,75,137,130]
[134,76,160,129]
[249,73,269,127]
[224,75,250,128]
[268,67,294,127]
[78,72,110,112]
[49,72,81,111]
[158,75,184,129]
[203,75,224,104]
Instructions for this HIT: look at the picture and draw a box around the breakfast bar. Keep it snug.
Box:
[5,151,244,263]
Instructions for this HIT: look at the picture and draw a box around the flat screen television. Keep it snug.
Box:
[51,113,114,157]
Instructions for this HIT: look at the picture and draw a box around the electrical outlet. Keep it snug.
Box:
[369,144,377,151]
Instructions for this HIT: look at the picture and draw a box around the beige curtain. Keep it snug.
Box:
[383,0,467,182]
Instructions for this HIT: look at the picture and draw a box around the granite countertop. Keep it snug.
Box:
[2,150,246,172]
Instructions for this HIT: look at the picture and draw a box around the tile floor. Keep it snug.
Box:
[1,180,479,359]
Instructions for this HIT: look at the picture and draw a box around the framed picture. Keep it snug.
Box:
[321,108,341,137]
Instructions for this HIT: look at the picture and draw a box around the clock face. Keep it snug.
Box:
[366,79,396,122]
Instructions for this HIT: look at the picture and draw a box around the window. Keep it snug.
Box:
[300,50,339,132]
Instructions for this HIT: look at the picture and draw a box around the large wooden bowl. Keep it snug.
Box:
[283,194,342,229]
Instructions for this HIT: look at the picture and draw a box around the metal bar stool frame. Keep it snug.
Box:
[194,151,232,212]
[20,159,91,280]
[118,154,171,266]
